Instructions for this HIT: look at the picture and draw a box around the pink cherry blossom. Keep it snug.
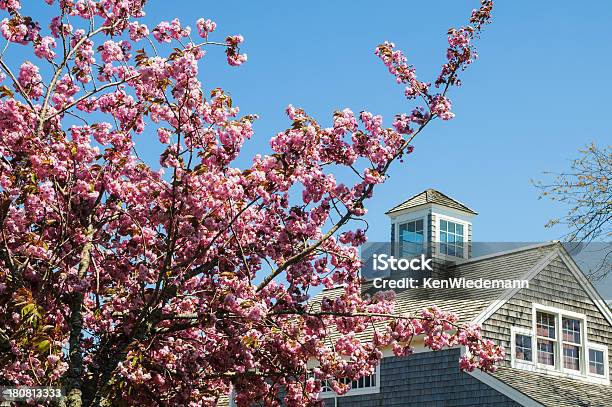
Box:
[17,60,43,99]
[100,40,131,63]
[196,18,216,38]
[1,15,39,44]
[226,34,248,66]
[33,35,56,59]
[152,18,191,43]
[128,21,149,41]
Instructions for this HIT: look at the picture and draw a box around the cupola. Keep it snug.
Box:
[386,189,477,260]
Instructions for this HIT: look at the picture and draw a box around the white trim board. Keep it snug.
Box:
[473,244,612,327]
[466,369,544,407]
[460,346,544,406]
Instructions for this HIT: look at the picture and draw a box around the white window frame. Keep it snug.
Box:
[534,309,559,369]
[395,216,427,257]
[319,363,381,399]
[561,315,583,372]
[510,326,535,368]
[587,342,609,380]
[532,305,586,374]
[436,214,468,259]
[509,304,610,385]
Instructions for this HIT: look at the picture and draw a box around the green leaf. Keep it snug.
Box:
[36,339,51,353]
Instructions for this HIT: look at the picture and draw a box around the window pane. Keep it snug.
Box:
[321,379,332,392]
[589,349,605,376]
[447,222,455,233]
[515,334,533,362]
[537,339,555,366]
[536,312,556,339]
[440,232,447,243]
[454,245,463,258]
[399,220,424,256]
[415,219,423,231]
[456,224,464,236]
[440,220,447,232]
[563,344,580,371]
[562,318,581,344]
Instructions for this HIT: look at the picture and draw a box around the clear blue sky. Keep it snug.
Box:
[139,0,609,243]
[19,1,612,242]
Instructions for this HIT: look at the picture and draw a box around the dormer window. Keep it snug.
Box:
[511,304,609,384]
[439,219,465,258]
[398,219,424,257]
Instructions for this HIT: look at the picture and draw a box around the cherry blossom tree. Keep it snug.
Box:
[0,1,500,406]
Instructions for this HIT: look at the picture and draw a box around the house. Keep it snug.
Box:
[220,189,612,406]
[308,189,612,406]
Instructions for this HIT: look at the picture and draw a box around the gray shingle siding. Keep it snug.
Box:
[482,257,612,372]
[481,255,612,406]
[324,349,521,407]
[467,223,472,259]
[427,212,436,259]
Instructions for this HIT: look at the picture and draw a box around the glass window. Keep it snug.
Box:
[346,371,376,390]
[320,378,333,393]
[589,349,605,376]
[515,333,533,362]
[563,345,580,370]
[536,312,556,339]
[537,339,555,366]
[562,318,581,344]
[399,219,424,257]
[561,318,581,371]
[536,312,556,366]
[439,219,464,258]
[316,369,378,397]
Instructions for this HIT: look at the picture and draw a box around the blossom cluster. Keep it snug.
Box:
[375,1,493,124]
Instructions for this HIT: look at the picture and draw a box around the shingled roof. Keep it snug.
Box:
[385,188,478,215]
[494,367,612,407]
[309,243,557,341]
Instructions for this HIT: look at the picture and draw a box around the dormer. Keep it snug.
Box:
[386,189,477,260]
